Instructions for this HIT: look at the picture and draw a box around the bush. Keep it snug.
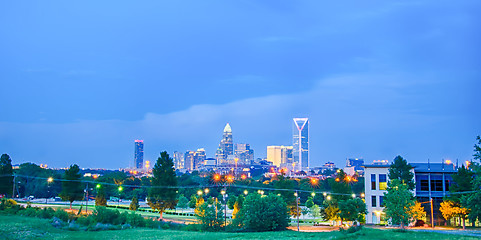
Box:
[37,207,55,219]
[21,207,40,217]
[340,225,363,234]
[76,214,96,226]
[233,193,290,232]
[93,206,127,225]
[54,209,70,222]
[194,202,224,231]
[126,211,146,227]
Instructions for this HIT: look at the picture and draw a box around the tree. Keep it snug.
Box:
[440,200,468,229]
[305,197,314,209]
[388,156,415,190]
[310,204,321,220]
[449,165,474,204]
[195,201,224,231]
[410,201,426,222]
[130,196,140,211]
[338,198,367,225]
[227,195,236,210]
[232,195,244,219]
[0,154,13,197]
[189,194,197,208]
[233,193,290,231]
[147,151,178,220]
[59,164,84,209]
[464,136,481,225]
[176,194,189,212]
[322,200,340,224]
[194,197,205,216]
[95,186,107,206]
[383,179,415,228]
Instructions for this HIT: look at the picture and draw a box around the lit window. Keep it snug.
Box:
[379,174,387,190]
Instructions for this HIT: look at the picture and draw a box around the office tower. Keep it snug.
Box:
[216,123,233,165]
[194,148,206,169]
[234,143,254,164]
[267,145,293,167]
[293,118,309,171]
[134,140,144,169]
[184,151,195,171]
[173,151,184,169]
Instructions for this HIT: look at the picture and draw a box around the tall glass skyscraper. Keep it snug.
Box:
[293,118,309,171]
[134,140,144,169]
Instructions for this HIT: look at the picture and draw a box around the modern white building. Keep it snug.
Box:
[364,161,458,226]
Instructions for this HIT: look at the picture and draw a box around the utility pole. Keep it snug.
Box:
[12,175,16,198]
[430,198,434,228]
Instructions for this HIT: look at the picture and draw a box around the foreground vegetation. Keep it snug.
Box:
[1,214,480,240]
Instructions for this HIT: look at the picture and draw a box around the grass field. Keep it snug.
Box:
[0,215,480,240]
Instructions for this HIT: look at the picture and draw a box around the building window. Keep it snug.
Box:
[379,174,387,190]
[420,180,429,191]
[371,174,376,190]
[372,195,377,207]
[431,179,443,191]
[445,180,450,191]
[379,196,384,207]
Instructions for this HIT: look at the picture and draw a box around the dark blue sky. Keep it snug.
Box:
[1,1,480,169]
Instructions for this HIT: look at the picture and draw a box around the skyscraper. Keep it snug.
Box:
[134,140,144,169]
[293,118,309,171]
[234,143,254,164]
[216,123,233,165]
[173,151,184,170]
[184,151,195,171]
[267,145,293,167]
[193,148,206,169]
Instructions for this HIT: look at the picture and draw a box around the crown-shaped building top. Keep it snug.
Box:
[223,123,232,133]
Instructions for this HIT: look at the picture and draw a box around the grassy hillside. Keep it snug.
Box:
[0,215,479,240]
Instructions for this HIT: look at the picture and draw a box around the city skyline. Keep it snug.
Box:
[1,1,480,169]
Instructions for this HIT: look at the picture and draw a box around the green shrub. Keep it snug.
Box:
[76,215,96,226]
[233,193,290,232]
[93,206,127,225]
[126,211,145,227]
[21,207,40,217]
[37,207,56,219]
[54,209,70,222]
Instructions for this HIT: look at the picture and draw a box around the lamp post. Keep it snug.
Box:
[46,177,53,204]
[295,190,300,231]
[221,189,227,226]
[118,186,123,207]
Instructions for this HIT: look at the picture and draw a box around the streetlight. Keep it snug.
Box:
[352,194,356,198]
[204,188,209,194]
[243,190,248,195]
[197,190,203,196]
[295,190,300,232]
[323,192,327,197]
[361,193,365,198]
[327,195,331,201]
[311,192,316,197]
[117,186,123,207]
[46,177,53,204]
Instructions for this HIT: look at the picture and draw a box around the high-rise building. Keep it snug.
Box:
[173,151,184,169]
[216,123,233,165]
[194,148,206,169]
[293,118,309,171]
[184,151,195,171]
[134,140,144,169]
[234,143,254,164]
[267,145,293,167]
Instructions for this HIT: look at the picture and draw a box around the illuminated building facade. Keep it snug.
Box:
[184,151,195,171]
[293,118,309,171]
[134,140,144,169]
[234,143,254,164]
[194,148,206,170]
[173,151,184,169]
[216,123,233,165]
[267,145,293,167]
